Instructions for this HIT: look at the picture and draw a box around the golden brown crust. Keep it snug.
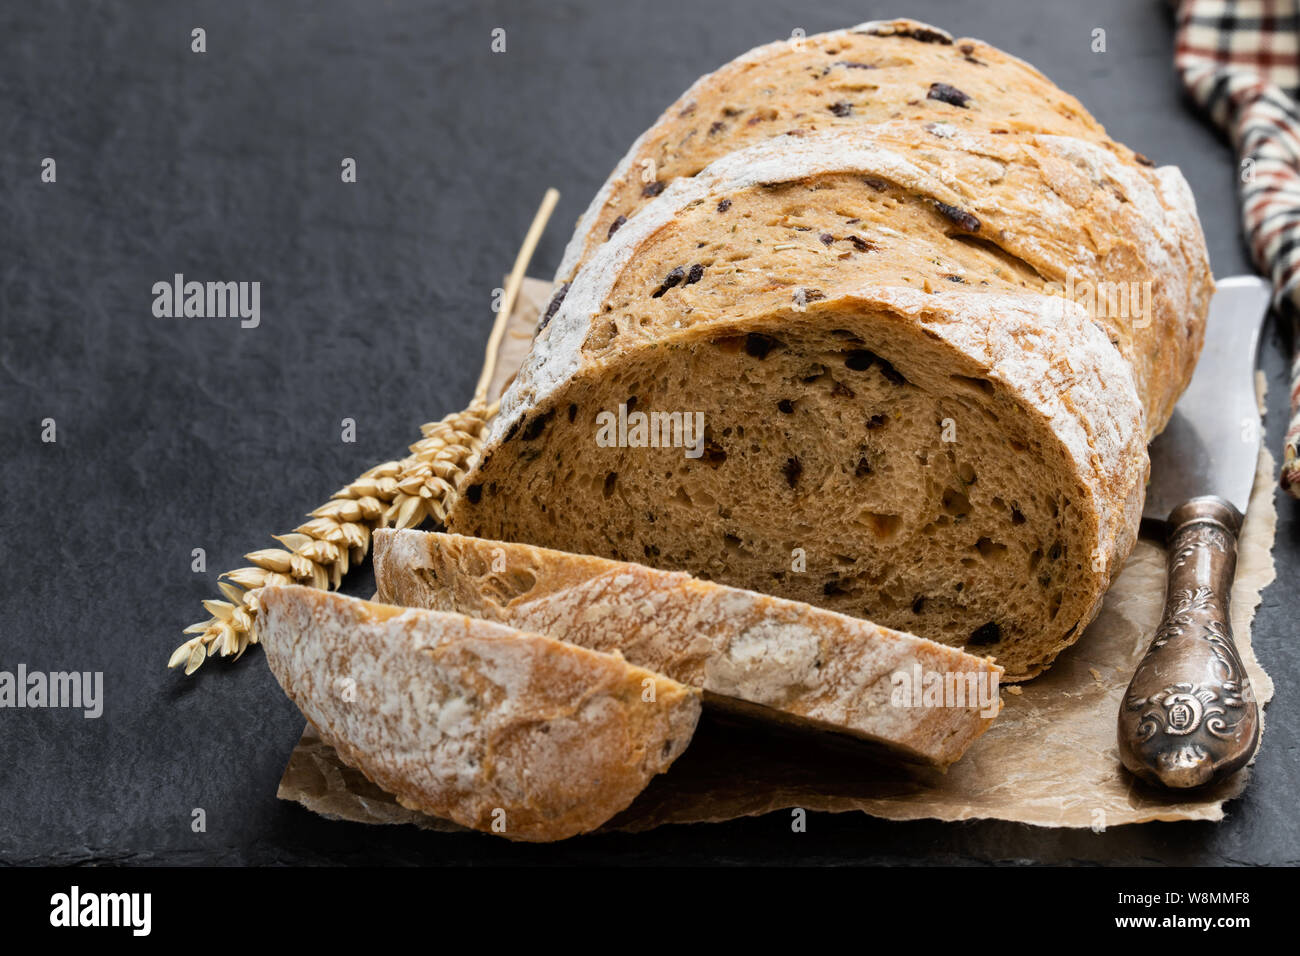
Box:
[557,18,1143,285]
[554,125,1208,438]
[256,586,701,841]
[374,529,1004,766]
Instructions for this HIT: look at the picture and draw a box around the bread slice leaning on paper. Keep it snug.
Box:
[374,529,1003,768]
[256,585,701,842]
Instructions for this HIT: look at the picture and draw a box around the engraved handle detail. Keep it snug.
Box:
[1117,496,1260,789]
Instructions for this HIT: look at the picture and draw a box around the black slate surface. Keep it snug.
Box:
[0,0,1295,865]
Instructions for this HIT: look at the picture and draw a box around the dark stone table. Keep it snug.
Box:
[1,0,1295,865]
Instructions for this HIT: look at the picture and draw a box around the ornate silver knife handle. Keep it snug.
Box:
[1117,496,1260,789]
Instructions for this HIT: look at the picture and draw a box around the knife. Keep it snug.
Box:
[1117,275,1271,789]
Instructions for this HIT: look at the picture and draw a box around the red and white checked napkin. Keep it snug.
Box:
[1175,0,1300,494]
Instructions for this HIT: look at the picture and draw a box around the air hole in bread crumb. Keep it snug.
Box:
[941,487,971,516]
[602,472,618,498]
[975,537,1007,559]
[865,512,901,537]
[745,333,781,358]
[845,349,878,371]
[782,457,803,487]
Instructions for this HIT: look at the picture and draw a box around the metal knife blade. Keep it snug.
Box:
[1144,275,1272,521]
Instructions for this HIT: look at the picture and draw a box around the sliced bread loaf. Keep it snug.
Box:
[556,18,1147,287]
[373,529,1004,767]
[256,585,701,841]
[446,133,1155,681]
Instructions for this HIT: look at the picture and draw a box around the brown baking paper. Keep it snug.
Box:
[278,279,1277,832]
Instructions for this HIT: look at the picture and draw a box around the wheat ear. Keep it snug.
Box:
[169,188,560,675]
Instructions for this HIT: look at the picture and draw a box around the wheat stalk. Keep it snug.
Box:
[167,406,493,674]
[169,188,560,675]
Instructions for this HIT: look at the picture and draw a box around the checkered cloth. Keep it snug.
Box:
[1175,0,1300,494]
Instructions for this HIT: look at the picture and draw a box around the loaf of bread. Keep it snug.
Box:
[373,529,1004,766]
[257,585,701,841]
[448,19,1212,681]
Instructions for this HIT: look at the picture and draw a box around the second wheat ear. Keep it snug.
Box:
[169,187,560,675]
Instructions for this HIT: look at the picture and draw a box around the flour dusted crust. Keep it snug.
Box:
[524,125,1209,439]
[256,586,700,842]
[556,18,1148,286]
[374,529,1005,767]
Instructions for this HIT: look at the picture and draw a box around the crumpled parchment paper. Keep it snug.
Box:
[277,278,1277,831]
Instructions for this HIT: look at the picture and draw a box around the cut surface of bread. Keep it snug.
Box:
[374,529,1004,767]
[257,585,701,842]
[556,18,1147,286]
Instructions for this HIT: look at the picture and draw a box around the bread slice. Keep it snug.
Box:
[256,585,701,842]
[373,529,1004,767]
[556,18,1147,287]
[447,132,1155,681]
